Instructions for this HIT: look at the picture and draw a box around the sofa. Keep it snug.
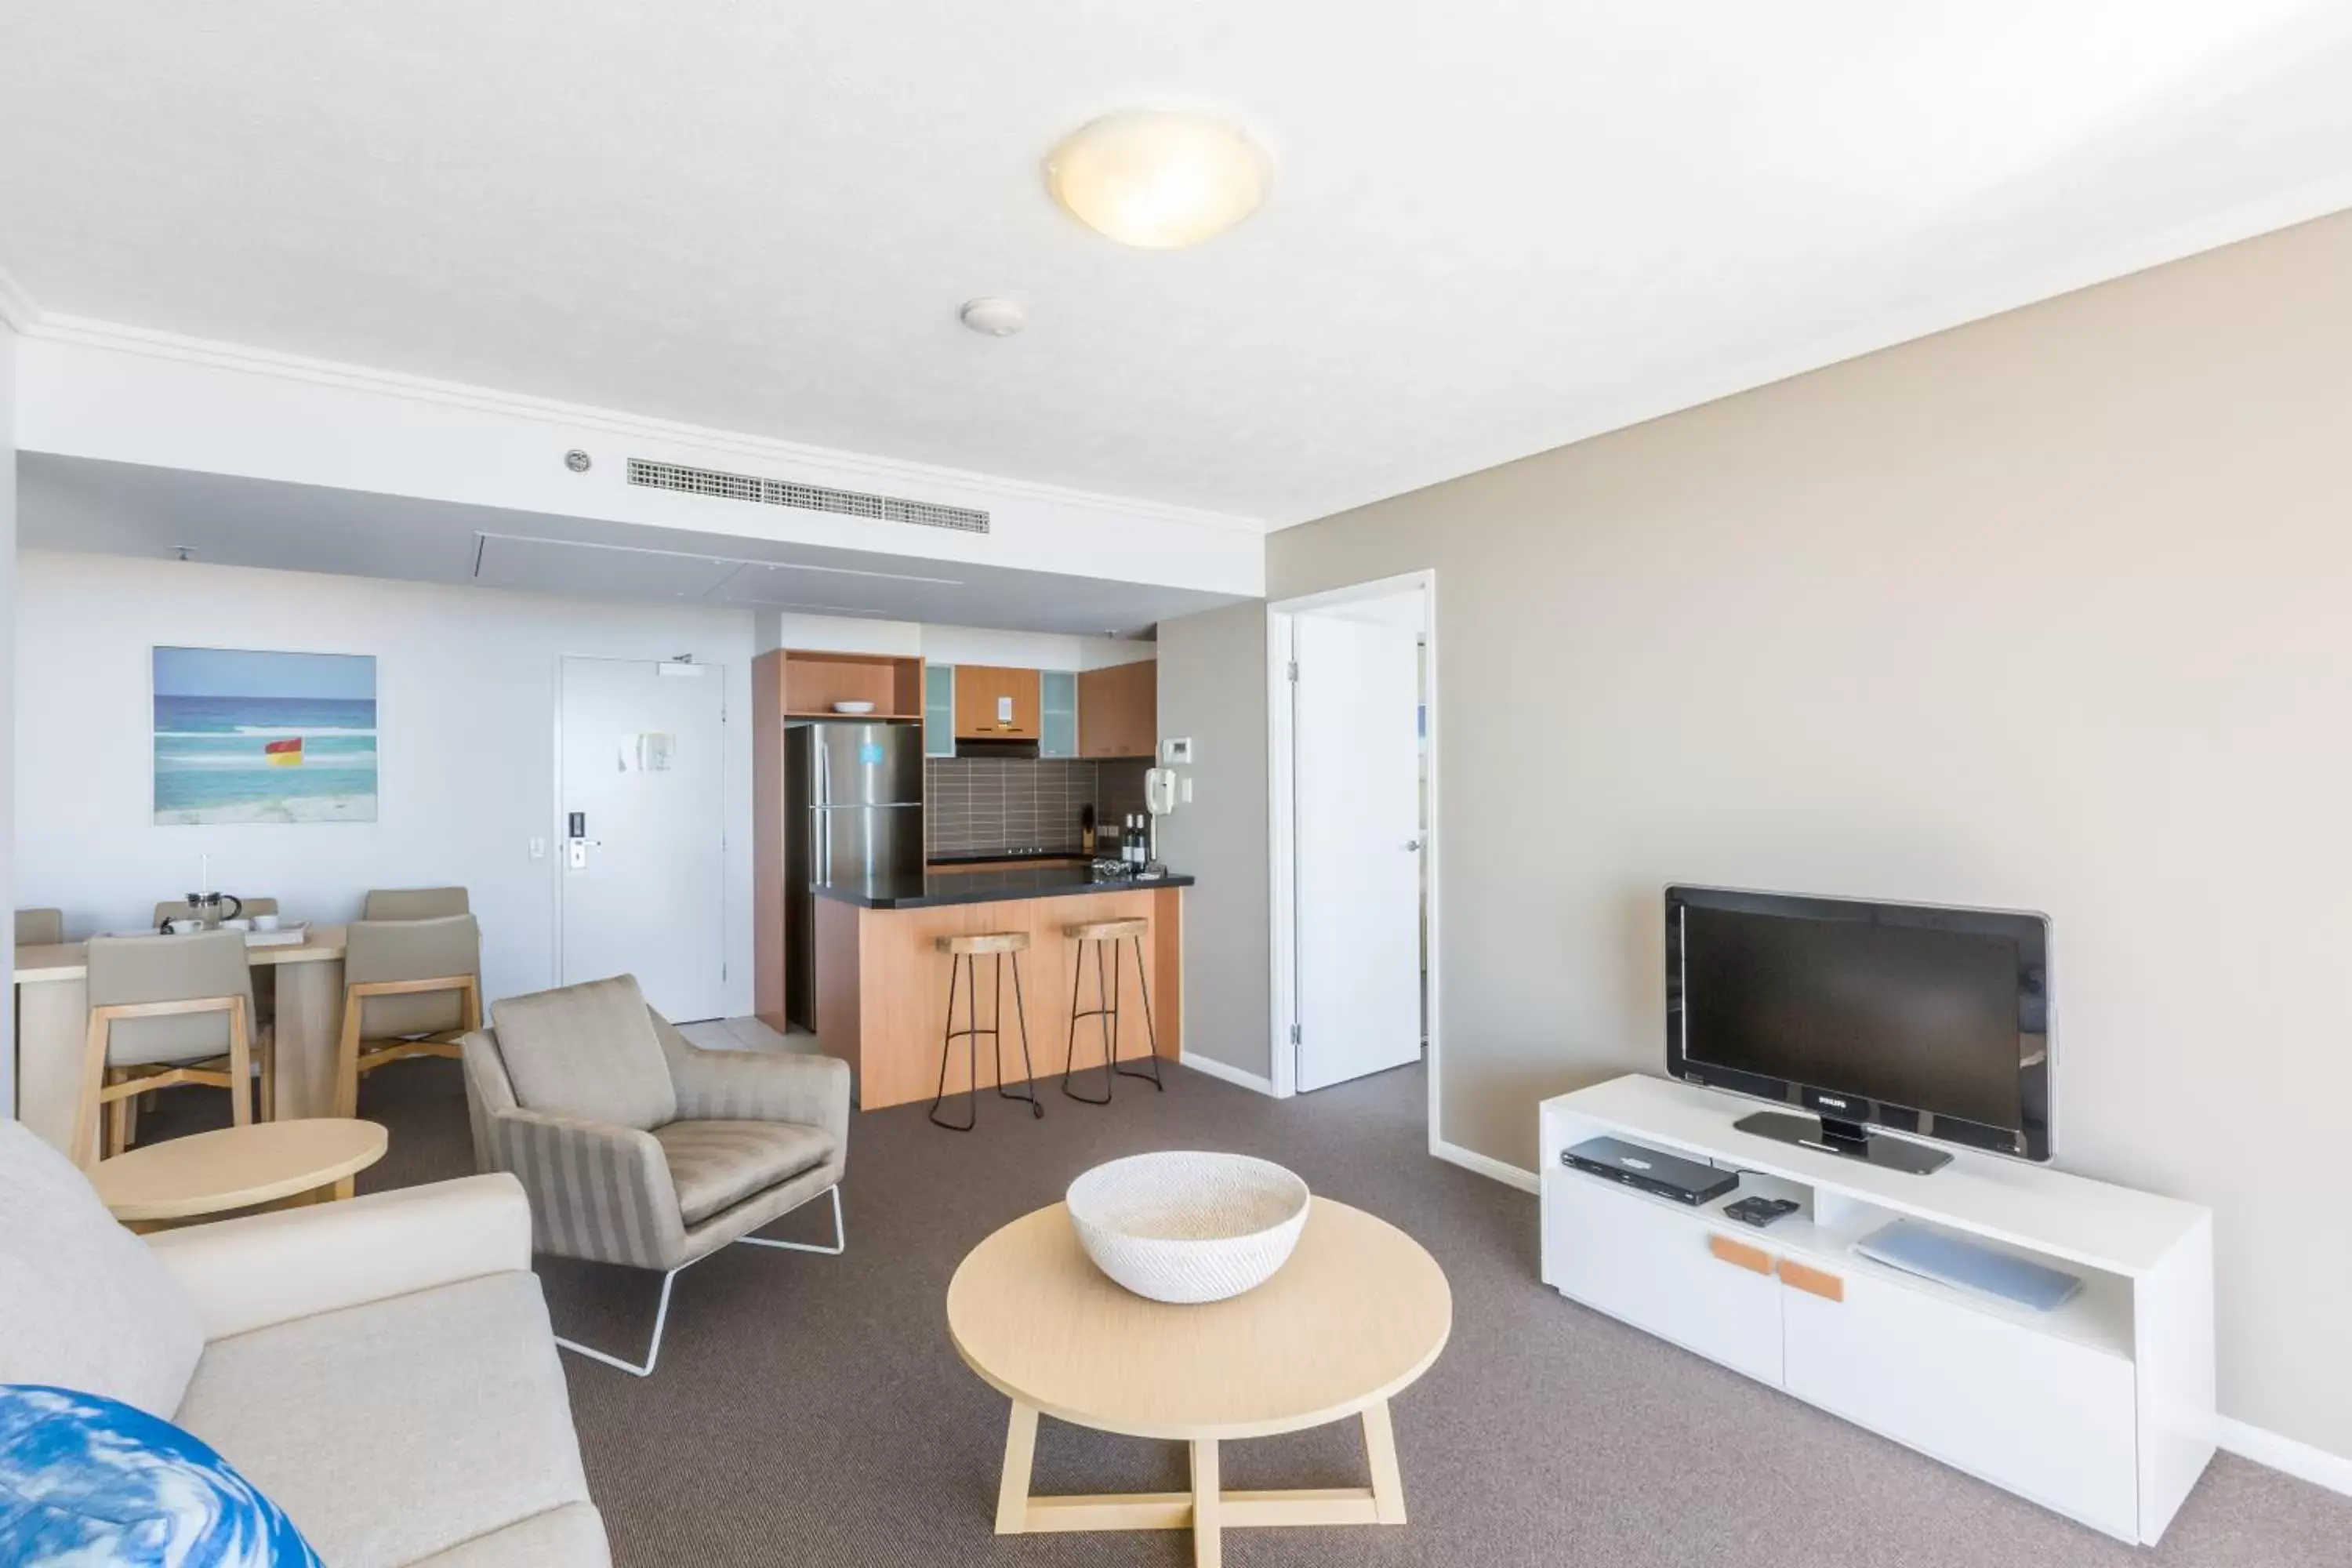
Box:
[0,1120,608,1566]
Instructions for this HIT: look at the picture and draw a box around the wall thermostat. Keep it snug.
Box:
[1161,737,1194,765]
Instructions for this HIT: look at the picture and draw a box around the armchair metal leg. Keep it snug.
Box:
[555,1266,681,1379]
[735,1183,847,1257]
[554,1184,847,1377]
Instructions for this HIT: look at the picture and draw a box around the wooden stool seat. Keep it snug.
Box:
[1062,916,1163,1105]
[1065,918,1149,942]
[940,931,1031,956]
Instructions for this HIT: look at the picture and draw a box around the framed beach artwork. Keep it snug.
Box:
[153,647,378,825]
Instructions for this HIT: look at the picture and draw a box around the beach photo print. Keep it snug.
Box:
[152,646,378,825]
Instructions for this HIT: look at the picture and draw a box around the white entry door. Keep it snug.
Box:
[1292,605,1424,1092]
[559,657,728,1021]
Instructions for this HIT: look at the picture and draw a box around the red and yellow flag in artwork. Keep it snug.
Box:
[264,737,303,767]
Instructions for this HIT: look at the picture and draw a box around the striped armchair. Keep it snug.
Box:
[458,975,848,1377]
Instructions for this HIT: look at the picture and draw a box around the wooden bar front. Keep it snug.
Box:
[816,887,1183,1111]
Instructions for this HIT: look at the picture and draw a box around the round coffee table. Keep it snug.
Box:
[946,1196,1450,1567]
[89,1118,388,1228]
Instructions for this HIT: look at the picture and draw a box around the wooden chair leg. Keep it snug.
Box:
[257,1029,278,1122]
[333,985,364,1120]
[73,1012,113,1173]
[107,1080,133,1160]
[227,997,254,1128]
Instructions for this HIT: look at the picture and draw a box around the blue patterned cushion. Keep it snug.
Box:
[0,1385,321,1566]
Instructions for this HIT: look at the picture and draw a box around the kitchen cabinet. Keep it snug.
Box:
[924,664,955,757]
[1077,660,1156,758]
[953,665,1042,738]
[1039,670,1078,757]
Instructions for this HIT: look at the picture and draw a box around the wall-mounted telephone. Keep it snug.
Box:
[1144,768,1178,818]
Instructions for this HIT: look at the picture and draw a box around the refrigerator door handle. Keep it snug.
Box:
[818,809,832,887]
[814,731,830,808]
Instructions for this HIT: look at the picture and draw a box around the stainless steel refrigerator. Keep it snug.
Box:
[785,722,924,1029]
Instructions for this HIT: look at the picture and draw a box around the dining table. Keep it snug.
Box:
[12,925,352,1162]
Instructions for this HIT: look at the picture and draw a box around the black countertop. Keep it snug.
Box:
[812,865,1196,910]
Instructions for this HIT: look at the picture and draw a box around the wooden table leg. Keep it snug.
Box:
[996,1401,1039,1534]
[18,977,92,1157]
[1190,1437,1221,1568]
[1363,1399,1406,1524]
[270,958,345,1120]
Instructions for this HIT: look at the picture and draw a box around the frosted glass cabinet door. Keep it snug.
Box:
[924,664,956,757]
[1040,670,1078,757]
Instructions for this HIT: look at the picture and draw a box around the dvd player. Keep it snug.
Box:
[1563,1136,1738,1206]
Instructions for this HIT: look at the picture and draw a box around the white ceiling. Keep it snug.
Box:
[5,2,2352,525]
[16,455,1241,634]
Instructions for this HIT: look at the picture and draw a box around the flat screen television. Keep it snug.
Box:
[1664,885,2052,1173]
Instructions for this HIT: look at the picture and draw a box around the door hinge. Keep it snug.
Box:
[1286,660,1298,683]
[1289,1023,1301,1045]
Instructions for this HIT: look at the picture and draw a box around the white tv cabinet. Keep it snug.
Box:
[1538,1076,2215,1544]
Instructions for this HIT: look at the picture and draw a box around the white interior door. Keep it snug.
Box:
[1292,605,1424,1091]
[560,657,727,1020]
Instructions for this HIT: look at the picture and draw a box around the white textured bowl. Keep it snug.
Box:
[1067,1152,1311,1304]
[831,700,877,714]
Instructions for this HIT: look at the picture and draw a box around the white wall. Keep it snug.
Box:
[16,328,1266,596]
[0,324,17,1114]
[14,551,757,1014]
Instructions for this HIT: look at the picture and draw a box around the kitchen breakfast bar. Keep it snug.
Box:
[810,866,1192,1112]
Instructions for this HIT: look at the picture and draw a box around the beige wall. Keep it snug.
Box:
[1168,209,2352,1458]
[1156,601,1271,1079]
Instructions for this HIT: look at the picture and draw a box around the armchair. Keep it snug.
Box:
[459,974,849,1377]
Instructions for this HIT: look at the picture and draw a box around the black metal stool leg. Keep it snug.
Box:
[1115,933,1164,1090]
[1005,953,1043,1117]
[929,953,976,1131]
[1061,938,1107,1104]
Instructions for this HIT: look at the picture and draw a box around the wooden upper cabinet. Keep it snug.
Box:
[1078,660,1157,758]
[953,665,1042,738]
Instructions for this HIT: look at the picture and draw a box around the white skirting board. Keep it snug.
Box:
[2218,1419,2352,1499]
[1178,1053,1279,1097]
[1432,1139,1539,1193]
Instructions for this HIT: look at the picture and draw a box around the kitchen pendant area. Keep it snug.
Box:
[749,630,1189,1109]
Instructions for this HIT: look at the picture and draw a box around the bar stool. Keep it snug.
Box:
[1061,917,1164,1104]
[930,931,1044,1131]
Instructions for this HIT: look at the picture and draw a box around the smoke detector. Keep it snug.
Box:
[960,298,1027,337]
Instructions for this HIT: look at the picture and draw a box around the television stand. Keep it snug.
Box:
[1540,1074,2215,1544]
[1733,1109,1953,1174]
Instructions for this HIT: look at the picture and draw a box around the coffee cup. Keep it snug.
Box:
[252,914,280,932]
[165,918,201,935]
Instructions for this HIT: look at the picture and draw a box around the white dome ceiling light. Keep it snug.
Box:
[959,297,1027,336]
[1045,111,1269,249]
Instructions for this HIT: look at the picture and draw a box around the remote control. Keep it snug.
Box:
[1723,1196,1801,1229]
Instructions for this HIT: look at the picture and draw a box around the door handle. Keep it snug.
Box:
[1402,839,1423,851]
[1776,1258,1846,1303]
[1708,1234,1774,1275]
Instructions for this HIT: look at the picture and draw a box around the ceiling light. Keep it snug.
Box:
[1045,111,1268,249]
[960,297,1027,336]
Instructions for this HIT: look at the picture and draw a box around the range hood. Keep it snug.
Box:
[955,736,1040,760]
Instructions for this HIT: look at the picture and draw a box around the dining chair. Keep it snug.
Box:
[15,908,64,946]
[334,914,483,1118]
[76,931,269,1170]
[361,886,470,920]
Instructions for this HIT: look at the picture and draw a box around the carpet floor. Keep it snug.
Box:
[163,1054,2349,1566]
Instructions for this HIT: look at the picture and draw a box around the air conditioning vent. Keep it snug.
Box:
[628,459,989,534]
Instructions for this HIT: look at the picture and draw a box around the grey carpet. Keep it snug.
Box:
[154,1057,2350,1566]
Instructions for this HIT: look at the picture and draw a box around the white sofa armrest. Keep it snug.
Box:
[144,1174,533,1343]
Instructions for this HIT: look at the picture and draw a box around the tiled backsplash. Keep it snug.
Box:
[926,757,1149,858]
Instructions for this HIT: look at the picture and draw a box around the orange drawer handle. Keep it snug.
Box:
[1708,1233,1774,1275]
[1777,1258,1846,1302]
